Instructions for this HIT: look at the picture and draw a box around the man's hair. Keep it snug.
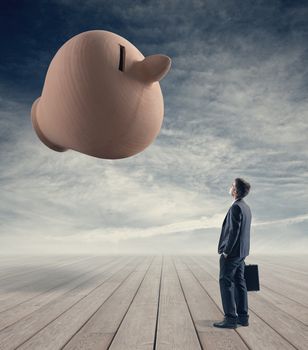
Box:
[234,178,251,199]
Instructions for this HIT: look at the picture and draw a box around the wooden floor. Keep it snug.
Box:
[0,254,307,350]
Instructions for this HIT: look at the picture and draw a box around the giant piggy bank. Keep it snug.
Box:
[31,30,171,159]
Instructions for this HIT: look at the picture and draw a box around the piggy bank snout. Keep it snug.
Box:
[129,54,172,84]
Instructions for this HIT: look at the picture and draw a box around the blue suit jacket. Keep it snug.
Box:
[218,198,252,258]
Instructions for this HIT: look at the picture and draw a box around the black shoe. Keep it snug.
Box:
[213,317,237,329]
[237,316,249,327]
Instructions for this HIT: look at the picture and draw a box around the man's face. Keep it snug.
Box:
[229,181,236,197]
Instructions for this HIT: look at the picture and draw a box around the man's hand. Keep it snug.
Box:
[223,252,228,258]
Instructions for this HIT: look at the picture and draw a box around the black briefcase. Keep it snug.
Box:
[244,264,260,291]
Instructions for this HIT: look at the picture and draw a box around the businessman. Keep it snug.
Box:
[213,178,252,329]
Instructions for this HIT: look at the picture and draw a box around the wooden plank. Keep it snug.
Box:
[244,257,308,293]
[62,256,154,350]
[155,256,202,350]
[173,256,249,350]
[15,256,144,350]
[0,254,304,350]
[0,255,74,268]
[250,255,308,273]
[107,255,161,350]
[0,257,95,294]
[254,287,308,325]
[0,255,81,280]
[0,255,93,278]
[252,256,308,276]
[0,256,122,330]
[251,262,308,289]
[195,256,308,350]
[0,256,138,350]
[0,256,62,272]
[0,256,116,312]
[185,256,296,350]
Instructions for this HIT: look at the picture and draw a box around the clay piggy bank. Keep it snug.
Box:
[31,30,171,159]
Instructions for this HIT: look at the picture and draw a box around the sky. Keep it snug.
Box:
[0,0,307,255]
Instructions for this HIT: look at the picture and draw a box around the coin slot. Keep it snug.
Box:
[119,45,126,72]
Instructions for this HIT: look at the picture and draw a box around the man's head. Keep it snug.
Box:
[229,178,251,199]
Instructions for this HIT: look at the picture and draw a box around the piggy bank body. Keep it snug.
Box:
[31,30,171,159]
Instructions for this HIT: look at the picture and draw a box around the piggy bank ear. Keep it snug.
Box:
[132,54,171,83]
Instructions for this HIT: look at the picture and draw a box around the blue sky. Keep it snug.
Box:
[0,0,307,255]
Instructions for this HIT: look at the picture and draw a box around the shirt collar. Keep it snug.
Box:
[232,197,240,204]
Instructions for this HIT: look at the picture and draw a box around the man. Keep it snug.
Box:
[213,178,252,329]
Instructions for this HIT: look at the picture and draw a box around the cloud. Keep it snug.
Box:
[253,213,308,227]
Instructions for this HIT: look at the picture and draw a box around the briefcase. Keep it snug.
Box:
[244,264,260,291]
